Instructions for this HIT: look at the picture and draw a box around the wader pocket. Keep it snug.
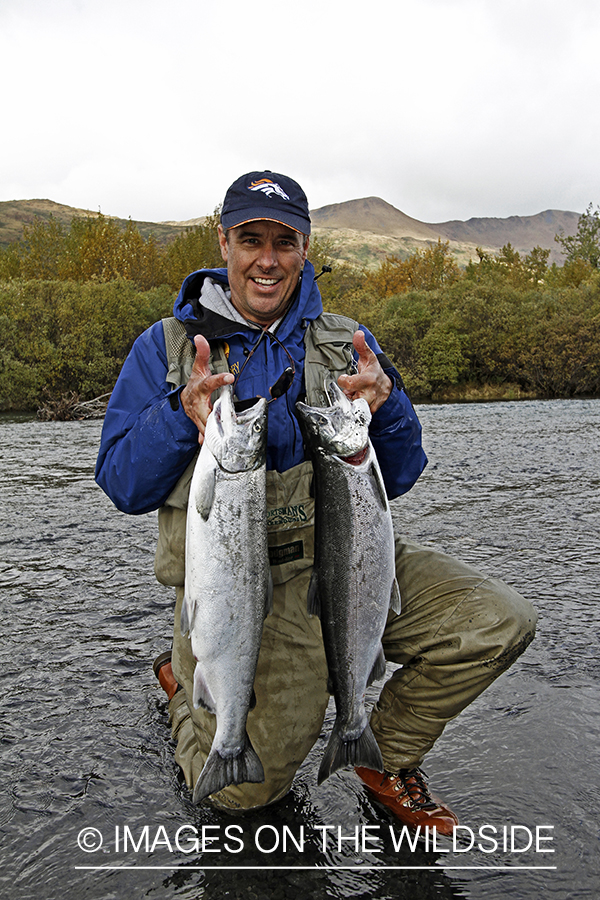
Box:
[267,461,315,585]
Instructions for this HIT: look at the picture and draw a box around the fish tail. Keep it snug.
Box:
[192,734,265,804]
[367,647,386,686]
[317,722,383,785]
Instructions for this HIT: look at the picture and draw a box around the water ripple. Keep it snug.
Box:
[1,402,599,900]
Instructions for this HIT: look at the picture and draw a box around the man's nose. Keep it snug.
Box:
[257,241,277,269]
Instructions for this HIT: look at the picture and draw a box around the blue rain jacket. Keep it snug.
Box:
[95,260,427,514]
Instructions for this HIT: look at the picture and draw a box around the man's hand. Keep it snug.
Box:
[337,330,393,414]
[180,335,234,443]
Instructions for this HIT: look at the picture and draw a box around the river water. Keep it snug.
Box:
[1,399,599,900]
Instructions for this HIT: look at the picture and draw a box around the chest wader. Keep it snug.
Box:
[155,313,358,809]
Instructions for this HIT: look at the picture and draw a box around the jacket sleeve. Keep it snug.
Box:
[359,326,428,499]
[95,322,199,514]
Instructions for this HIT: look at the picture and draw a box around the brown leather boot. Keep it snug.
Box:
[355,766,459,836]
[153,651,179,700]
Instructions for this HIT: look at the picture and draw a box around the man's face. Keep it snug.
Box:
[218,220,309,326]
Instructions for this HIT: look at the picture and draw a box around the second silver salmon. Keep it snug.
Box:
[296,378,400,785]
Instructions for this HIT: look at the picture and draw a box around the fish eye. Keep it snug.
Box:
[253,422,262,432]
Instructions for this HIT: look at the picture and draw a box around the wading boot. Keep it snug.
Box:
[153,651,180,700]
[355,766,459,836]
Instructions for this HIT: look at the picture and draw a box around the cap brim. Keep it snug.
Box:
[221,209,311,235]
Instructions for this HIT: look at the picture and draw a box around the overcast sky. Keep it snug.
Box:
[1,0,598,225]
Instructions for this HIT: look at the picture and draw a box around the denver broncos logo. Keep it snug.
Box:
[248,178,290,201]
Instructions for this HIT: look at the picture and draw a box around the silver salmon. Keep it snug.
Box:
[296,378,400,785]
[181,385,272,803]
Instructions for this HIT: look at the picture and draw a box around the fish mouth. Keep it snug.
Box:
[339,446,369,466]
[207,386,268,472]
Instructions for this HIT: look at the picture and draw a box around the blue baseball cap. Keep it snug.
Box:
[221,170,311,235]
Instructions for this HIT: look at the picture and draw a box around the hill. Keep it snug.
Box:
[432,208,581,250]
[310,196,580,266]
[0,198,188,249]
[0,196,581,267]
[311,197,441,240]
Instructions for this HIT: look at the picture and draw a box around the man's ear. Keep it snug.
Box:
[302,235,310,263]
[217,224,228,263]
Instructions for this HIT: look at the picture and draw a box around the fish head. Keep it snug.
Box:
[205,385,268,472]
[296,376,371,458]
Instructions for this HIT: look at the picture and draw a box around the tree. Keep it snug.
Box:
[368,240,460,299]
[466,243,549,288]
[18,215,66,279]
[162,209,223,289]
[555,203,600,269]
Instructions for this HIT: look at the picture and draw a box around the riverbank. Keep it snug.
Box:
[1,382,595,420]
[421,381,541,403]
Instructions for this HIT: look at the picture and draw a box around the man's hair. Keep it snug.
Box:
[224,225,308,245]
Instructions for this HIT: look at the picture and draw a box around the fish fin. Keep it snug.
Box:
[265,571,274,617]
[367,647,386,686]
[390,577,401,615]
[369,458,388,511]
[317,722,383,785]
[192,664,216,713]
[180,595,191,636]
[195,465,216,520]
[192,733,265,803]
[307,570,321,617]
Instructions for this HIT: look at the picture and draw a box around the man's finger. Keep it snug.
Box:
[190,335,234,391]
[180,334,234,443]
[204,371,235,398]
[353,330,376,367]
[191,334,212,376]
[337,330,392,412]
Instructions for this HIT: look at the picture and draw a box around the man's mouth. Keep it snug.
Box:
[252,277,280,286]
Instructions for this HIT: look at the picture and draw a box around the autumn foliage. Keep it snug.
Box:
[1,207,599,410]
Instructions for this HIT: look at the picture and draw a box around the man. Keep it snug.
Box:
[96,170,537,833]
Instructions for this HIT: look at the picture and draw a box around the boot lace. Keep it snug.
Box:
[396,768,438,810]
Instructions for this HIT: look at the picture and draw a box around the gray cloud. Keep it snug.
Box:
[1,0,597,223]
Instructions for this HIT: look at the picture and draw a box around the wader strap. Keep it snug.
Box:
[303,312,358,407]
[161,317,230,390]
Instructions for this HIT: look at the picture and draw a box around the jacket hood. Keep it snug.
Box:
[172,259,323,342]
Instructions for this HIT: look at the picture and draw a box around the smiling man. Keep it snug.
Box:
[96,170,536,833]
[220,173,310,329]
